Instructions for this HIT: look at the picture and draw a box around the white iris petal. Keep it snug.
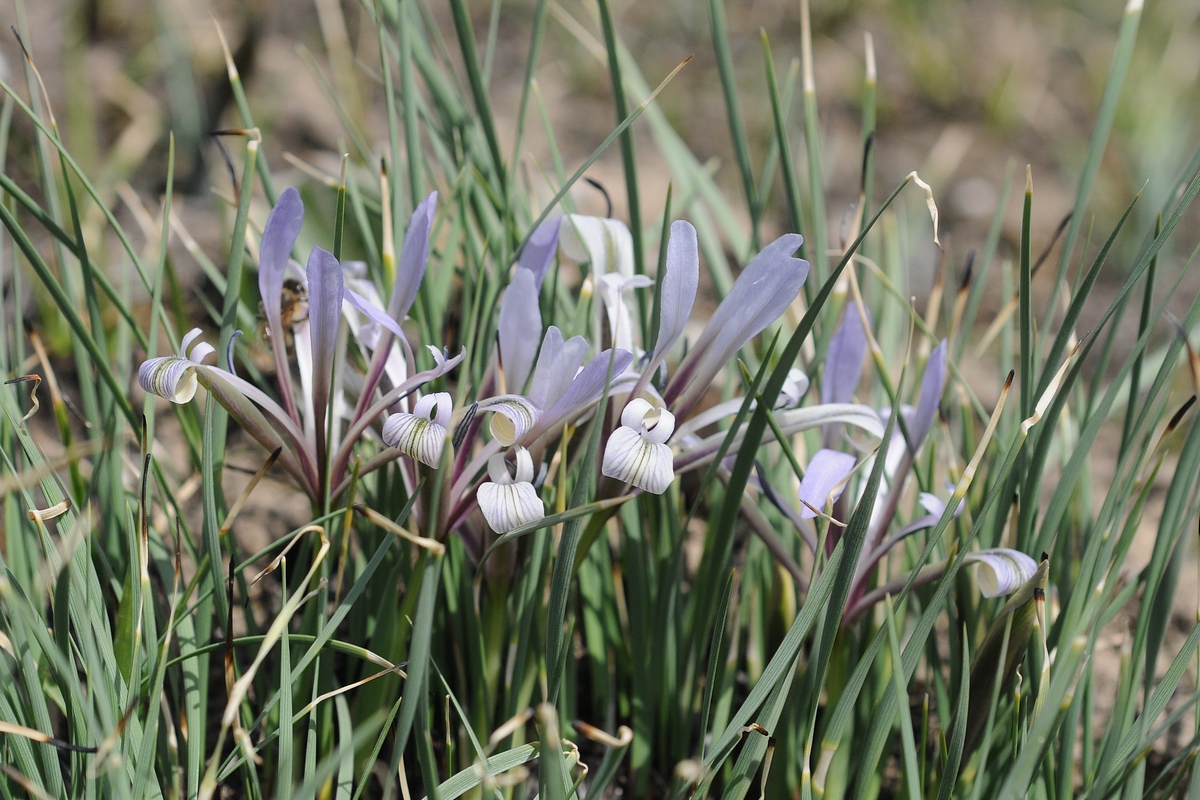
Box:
[478,447,544,533]
[965,548,1038,598]
[138,327,215,403]
[602,399,676,494]
[778,368,810,409]
[382,392,453,467]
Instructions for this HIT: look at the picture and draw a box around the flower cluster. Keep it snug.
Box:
[140,190,1036,599]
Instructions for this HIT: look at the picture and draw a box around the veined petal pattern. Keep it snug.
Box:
[602,399,676,494]
[478,447,544,532]
[382,392,453,467]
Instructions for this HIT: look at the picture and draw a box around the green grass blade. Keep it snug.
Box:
[447,0,506,198]
[597,0,644,284]
[884,595,922,800]
[799,0,826,280]
[937,627,971,800]
[1019,166,1034,420]
[708,0,759,246]
[1040,0,1143,336]
[762,33,803,246]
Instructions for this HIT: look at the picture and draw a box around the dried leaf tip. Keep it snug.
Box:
[960,251,976,292]
[864,32,876,84]
[906,171,940,248]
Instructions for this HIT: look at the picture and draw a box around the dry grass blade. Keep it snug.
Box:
[220,447,283,536]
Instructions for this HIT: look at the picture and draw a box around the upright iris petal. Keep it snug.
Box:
[497,268,542,393]
[665,234,809,415]
[651,220,699,362]
[596,272,654,351]
[257,188,306,422]
[388,191,438,324]
[139,328,216,403]
[478,446,545,533]
[602,398,676,494]
[909,339,948,449]
[558,215,634,278]
[382,392,453,467]
[519,217,562,290]
[559,215,642,350]
[258,188,306,352]
[306,247,345,462]
[527,326,589,410]
[797,449,856,519]
[524,348,635,443]
[822,307,871,405]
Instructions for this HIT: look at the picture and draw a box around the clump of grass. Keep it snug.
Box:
[1,0,1199,799]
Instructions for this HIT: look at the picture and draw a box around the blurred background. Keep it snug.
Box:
[1,0,1197,288]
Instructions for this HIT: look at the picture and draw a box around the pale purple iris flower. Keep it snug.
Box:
[751,311,1008,620]
[143,196,893,551]
[139,187,462,501]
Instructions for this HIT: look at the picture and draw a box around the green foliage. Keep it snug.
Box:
[1,0,1199,799]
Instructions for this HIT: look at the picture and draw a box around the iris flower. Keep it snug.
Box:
[478,446,545,533]
[139,187,463,501]
[143,194,889,556]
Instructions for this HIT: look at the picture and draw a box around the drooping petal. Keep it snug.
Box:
[528,327,589,410]
[797,449,856,519]
[558,215,634,278]
[478,479,544,533]
[344,287,405,339]
[652,220,699,361]
[331,350,467,484]
[526,349,635,443]
[602,429,674,494]
[381,415,445,468]
[909,339,948,450]
[388,191,437,323]
[476,395,541,446]
[382,392,452,467]
[965,548,1038,598]
[603,400,675,494]
[478,447,544,532]
[139,356,201,403]
[498,268,542,393]
[258,187,305,347]
[822,307,871,405]
[666,233,809,414]
[138,327,215,403]
[519,217,562,290]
